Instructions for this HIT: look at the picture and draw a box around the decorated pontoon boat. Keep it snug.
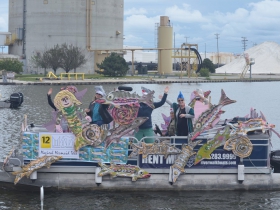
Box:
[1,87,280,191]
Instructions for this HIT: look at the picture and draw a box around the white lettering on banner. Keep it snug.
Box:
[210,153,236,160]
[153,155,158,164]
[148,155,153,164]
[166,155,176,164]
[200,161,237,165]
[142,155,165,164]
[52,136,75,148]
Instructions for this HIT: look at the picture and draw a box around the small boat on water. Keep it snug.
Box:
[1,87,280,191]
[0,92,24,108]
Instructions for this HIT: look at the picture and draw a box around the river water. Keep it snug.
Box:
[1,82,280,209]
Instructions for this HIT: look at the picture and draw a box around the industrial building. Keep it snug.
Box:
[5,0,124,74]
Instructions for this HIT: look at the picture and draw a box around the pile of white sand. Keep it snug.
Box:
[216,41,280,74]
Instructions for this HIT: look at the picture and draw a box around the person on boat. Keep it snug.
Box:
[189,88,209,107]
[85,86,113,126]
[134,86,169,143]
[174,91,194,139]
[164,108,176,136]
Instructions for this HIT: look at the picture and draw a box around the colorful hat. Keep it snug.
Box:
[61,86,78,94]
[177,91,184,100]
[95,86,106,96]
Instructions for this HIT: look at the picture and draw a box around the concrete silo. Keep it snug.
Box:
[157,16,173,74]
[8,0,124,74]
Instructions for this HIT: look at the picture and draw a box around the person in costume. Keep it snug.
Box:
[173,91,194,138]
[165,108,176,136]
[85,86,113,126]
[134,86,169,143]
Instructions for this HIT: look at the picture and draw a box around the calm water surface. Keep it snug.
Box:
[1,82,280,209]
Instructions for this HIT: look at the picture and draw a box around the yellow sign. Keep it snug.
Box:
[40,134,52,148]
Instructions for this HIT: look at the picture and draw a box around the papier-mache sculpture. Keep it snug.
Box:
[54,90,109,151]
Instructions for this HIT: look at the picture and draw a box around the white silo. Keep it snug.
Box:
[157,16,173,74]
[8,0,124,74]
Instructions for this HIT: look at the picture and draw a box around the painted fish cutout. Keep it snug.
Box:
[194,125,231,165]
[98,162,151,181]
[11,156,62,185]
[129,142,181,159]
[2,147,15,171]
[104,117,148,149]
[104,90,155,109]
[170,140,202,183]
[191,89,236,141]
[111,104,140,125]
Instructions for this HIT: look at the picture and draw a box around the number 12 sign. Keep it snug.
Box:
[39,132,79,159]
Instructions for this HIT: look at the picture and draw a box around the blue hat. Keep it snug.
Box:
[177,91,184,100]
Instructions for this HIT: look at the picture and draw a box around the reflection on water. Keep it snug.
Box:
[1,187,280,210]
[1,82,280,209]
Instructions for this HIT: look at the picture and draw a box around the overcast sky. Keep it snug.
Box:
[1,0,280,54]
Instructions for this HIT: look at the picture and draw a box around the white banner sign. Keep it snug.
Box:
[39,132,79,158]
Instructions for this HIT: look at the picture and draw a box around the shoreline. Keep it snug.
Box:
[1,77,280,85]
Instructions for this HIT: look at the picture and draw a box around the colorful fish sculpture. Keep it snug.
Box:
[104,89,155,109]
[104,117,148,149]
[170,140,202,183]
[191,89,236,141]
[2,147,15,171]
[11,156,62,185]
[129,142,181,159]
[98,162,151,181]
[194,125,231,165]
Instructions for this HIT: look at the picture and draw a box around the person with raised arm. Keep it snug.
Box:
[134,86,169,143]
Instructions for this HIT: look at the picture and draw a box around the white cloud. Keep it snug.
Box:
[165,4,208,23]
[124,7,147,16]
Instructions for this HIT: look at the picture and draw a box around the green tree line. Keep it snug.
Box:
[30,43,87,75]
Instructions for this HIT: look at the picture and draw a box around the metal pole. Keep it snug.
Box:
[180,44,183,78]
[131,50,135,76]
[250,64,252,79]
[188,44,190,78]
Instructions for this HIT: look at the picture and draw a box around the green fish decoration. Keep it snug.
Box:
[194,125,231,165]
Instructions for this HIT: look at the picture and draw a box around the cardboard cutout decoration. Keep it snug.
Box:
[43,87,88,132]
[191,89,236,141]
[104,117,148,149]
[54,90,108,151]
[194,125,231,165]
[104,89,155,109]
[170,140,202,183]
[11,156,62,185]
[129,142,181,159]
[98,162,151,181]
[224,135,253,158]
